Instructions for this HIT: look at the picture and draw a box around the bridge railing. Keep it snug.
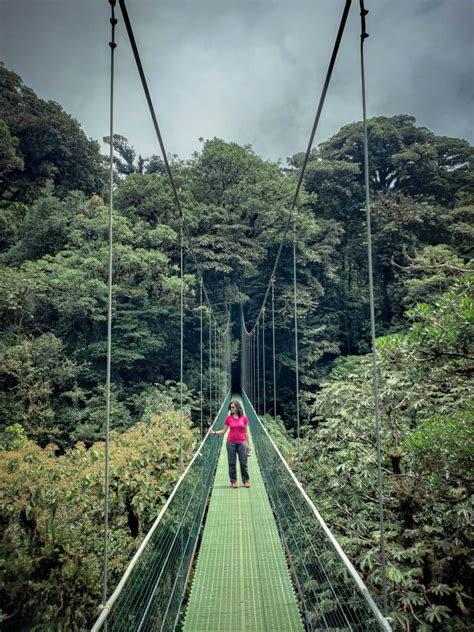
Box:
[91,393,231,632]
[242,391,391,632]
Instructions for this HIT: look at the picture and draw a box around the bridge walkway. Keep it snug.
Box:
[183,399,304,632]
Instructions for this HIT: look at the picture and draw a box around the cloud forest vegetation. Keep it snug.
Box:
[0,63,473,630]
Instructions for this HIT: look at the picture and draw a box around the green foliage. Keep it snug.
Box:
[318,114,474,205]
[0,423,27,451]
[406,275,473,364]
[0,118,24,178]
[260,414,296,460]
[300,275,473,630]
[404,407,474,491]
[0,333,80,445]
[103,134,146,177]
[295,116,474,346]
[0,63,106,203]
[0,189,190,446]
[399,244,472,307]
[2,186,88,264]
[448,198,474,257]
[0,62,473,628]
[0,412,198,629]
[140,381,195,423]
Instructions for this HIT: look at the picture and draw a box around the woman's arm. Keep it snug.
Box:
[210,425,229,436]
[244,426,251,450]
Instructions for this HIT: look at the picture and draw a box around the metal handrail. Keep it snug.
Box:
[242,390,391,632]
[91,392,231,631]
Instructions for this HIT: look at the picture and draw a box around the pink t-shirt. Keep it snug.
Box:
[224,415,249,443]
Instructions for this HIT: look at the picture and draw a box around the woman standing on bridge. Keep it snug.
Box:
[210,400,251,488]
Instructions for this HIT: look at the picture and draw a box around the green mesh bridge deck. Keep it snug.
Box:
[91,393,390,631]
[183,413,304,631]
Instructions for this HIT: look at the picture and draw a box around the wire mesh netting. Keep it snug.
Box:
[242,391,390,632]
[93,394,231,632]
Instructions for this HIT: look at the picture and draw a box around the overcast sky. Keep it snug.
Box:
[1,0,473,163]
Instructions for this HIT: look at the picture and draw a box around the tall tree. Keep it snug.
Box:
[103,134,148,176]
[317,114,474,206]
[0,64,106,202]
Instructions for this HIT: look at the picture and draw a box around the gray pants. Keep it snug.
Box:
[226,441,249,484]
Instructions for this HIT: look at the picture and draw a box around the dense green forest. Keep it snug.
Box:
[0,62,473,630]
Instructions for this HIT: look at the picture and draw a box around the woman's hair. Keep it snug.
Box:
[229,400,244,417]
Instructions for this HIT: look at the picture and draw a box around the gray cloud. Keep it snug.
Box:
[1,0,472,163]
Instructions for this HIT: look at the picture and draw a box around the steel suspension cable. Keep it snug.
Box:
[254,323,257,410]
[179,216,185,605]
[242,0,352,335]
[248,334,255,404]
[248,334,251,397]
[246,329,250,400]
[221,331,224,398]
[248,319,252,399]
[179,215,184,477]
[243,332,251,392]
[240,307,246,394]
[222,329,226,399]
[218,325,221,399]
[225,328,228,394]
[271,277,277,420]
[250,335,252,400]
[243,329,245,395]
[262,306,266,414]
[252,334,255,404]
[272,277,276,420]
[118,0,227,336]
[359,0,388,615]
[200,280,203,441]
[199,278,205,507]
[208,311,212,423]
[214,321,218,406]
[115,13,231,571]
[212,322,215,407]
[256,322,260,414]
[292,209,301,479]
[218,330,221,400]
[102,0,116,612]
[249,333,253,403]
[229,333,231,393]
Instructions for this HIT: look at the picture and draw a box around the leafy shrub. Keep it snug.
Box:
[300,276,473,630]
[0,412,198,629]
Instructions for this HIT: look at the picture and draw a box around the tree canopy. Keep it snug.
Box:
[0,65,472,630]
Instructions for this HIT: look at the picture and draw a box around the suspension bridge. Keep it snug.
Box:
[93,1,391,630]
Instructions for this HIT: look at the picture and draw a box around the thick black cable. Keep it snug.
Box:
[243,0,352,334]
[118,0,227,333]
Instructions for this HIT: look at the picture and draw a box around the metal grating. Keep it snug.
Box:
[183,408,304,632]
